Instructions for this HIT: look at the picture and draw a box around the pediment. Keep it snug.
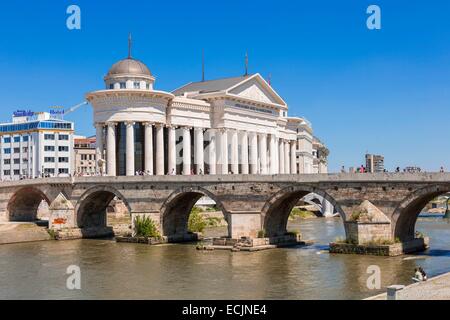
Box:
[227,75,286,107]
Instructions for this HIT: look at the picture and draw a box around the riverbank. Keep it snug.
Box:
[366,271,450,300]
[0,222,51,244]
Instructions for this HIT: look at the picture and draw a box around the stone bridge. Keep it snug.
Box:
[0,173,448,247]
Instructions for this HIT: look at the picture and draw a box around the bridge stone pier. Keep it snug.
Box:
[0,173,448,254]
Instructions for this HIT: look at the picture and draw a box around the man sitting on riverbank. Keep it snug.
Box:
[412,268,424,282]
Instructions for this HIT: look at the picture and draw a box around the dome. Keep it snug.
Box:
[107,58,152,77]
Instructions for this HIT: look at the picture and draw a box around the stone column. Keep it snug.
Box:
[194,128,204,174]
[106,122,116,176]
[249,132,258,174]
[259,133,267,174]
[208,129,217,175]
[240,131,249,175]
[231,130,239,174]
[220,129,228,175]
[290,140,297,174]
[144,123,153,175]
[95,123,104,174]
[284,140,290,174]
[156,124,165,175]
[125,121,135,176]
[269,134,277,174]
[279,139,285,174]
[168,126,176,175]
[182,127,191,175]
[274,137,279,174]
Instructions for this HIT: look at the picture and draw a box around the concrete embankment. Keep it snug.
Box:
[0,222,52,245]
[366,271,450,300]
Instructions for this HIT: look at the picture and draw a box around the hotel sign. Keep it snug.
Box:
[13,110,34,117]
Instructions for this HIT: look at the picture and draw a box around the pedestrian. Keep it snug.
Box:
[419,267,427,281]
[440,166,445,173]
[412,268,424,282]
[341,166,346,173]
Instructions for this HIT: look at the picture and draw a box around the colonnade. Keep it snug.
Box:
[95,122,298,176]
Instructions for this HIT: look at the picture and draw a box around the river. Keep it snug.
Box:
[1,216,449,300]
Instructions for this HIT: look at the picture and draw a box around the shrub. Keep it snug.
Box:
[188,207,207,233]
[257,230,266,238]
[134,216,161,238]
[289,207,315,219]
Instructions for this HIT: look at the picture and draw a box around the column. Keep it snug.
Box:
[279,139,285,174]
[106,122,116,176]
[95,123,104,174]
[249,132,258,174]
[125,121,135,176]
[168,126,176,175]
[240,131,249,175]
[220,129,228,175]
[290,140,297,174]
[144,123,153,175]
[259,133,267,174]
[231,130,239,174]
[269,134,277,174]
[194,128,204,174]
[208,129,217,175]
[284,140,290,174]
[0,137,2,181]
[274,137,279,174]
[182,127,191,175]
[156,124,165,175]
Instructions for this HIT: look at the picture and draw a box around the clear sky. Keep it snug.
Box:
[0,0,449,172]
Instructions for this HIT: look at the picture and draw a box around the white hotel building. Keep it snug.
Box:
[0,112,74,180]
[86,52,327,176]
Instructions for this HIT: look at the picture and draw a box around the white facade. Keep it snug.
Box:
[0,112,74,180]
[86,54,326,176]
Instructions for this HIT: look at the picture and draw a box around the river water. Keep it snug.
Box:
[1,217,449,300]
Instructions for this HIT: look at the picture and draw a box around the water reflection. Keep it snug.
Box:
[0,217,449,299]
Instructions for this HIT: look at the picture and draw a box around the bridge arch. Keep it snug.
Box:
[392,184,450,241]
[75,185,132,230]
[261,185,344,237]
[160,186,229,240]
[7,187,51,222]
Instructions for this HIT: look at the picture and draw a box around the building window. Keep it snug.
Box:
[4,137,10,143]
[120,82,126,89]
[44,157,55,163]
[109,84,114,89]
[13,158,20,164]
[59,146,69,152]
[133,82,140,89]
[58,168,69,174]
[146,83,150,90]
[3,159,10,165]
[13,136,20,143]
[58,157,69,163]
[23,136,29,142]
[44,168,55,175]
[4,148,11,154]
[23,147,28,153]
[44,134,55,140]
[3,170,10,176]
[13,170,20,175]
[13,148,20,153]
[58,134,69,141]
[44,146,55,152]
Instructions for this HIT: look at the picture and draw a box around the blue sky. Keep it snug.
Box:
[0,0,449,172]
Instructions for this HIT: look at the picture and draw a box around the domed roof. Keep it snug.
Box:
[107,58,152,77]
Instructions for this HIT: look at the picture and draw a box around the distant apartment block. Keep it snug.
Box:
[365,154,384,173]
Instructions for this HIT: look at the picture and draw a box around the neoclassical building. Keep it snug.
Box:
[86,53,326,176]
